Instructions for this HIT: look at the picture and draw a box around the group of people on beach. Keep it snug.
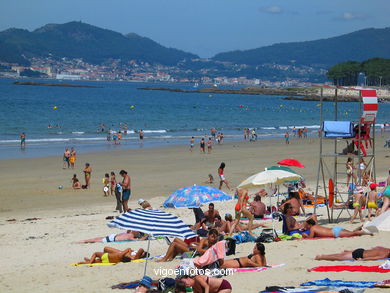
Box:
[72,156,389,292]
[191,129,224,154]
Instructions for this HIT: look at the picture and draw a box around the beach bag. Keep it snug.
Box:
[256,229,276,243]
[225,238,236,256]
[157,278,176,292]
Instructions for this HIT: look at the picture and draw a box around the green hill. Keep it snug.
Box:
[212,27,390,67]
[0,21,198,66]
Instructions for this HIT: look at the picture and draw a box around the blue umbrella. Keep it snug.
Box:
[163,185,233,208]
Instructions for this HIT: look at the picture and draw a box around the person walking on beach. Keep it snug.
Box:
[103,173,110,197]
[190,137,195,152]
[117,131,122,144]
[20,132,26,148]
[69,147,76,169]
[207,137,213,154]
[119,170,131,212]
[63,148,71,169]
[218,162,233,191]
[83,163,92,188]
[113,132,118,144]
[366,183,379,220]
[200,138,206,154]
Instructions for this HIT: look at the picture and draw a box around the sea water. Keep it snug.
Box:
[0,78,388,159]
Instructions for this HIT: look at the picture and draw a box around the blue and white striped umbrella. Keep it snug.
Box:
[107,209,196,239]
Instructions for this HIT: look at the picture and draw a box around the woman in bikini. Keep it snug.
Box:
[346,157,357,187]
[77,246,148,264]
[76,230,147,243]
[83,163,92,188]
[229,189,253,235]
[220,242,267,269]
[178,275,232,293]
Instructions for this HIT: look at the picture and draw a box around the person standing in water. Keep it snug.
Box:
[20,132,26,148]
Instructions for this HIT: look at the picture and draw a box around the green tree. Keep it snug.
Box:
[361,58,390,86]
[327,61,361,86]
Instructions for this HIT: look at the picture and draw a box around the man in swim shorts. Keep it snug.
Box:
[303,219,372,238]
[315,246,390,261]
[119,170,131,212]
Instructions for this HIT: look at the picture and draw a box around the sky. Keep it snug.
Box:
[0,0,389,58]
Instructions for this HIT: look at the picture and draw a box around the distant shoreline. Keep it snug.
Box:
[13,81,101,88]
[139,86,390,102]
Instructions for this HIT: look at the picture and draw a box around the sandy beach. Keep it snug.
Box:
[1,136,389,292]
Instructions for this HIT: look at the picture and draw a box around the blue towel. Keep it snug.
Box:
[323,121,354,138]
[301,278,376,288]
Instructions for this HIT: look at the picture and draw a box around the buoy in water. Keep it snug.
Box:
[130,105,135,109]
[53,106,58,110]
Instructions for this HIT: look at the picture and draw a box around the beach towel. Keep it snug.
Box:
[193,240,226,267]
[308,265,390,273]
[232,263,285,273]
[111,280,159,289]
[323,121,354,138]
[301,278,376,288]
[71,262,117,266]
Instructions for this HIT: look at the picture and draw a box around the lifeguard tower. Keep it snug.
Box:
[314,87,378,222]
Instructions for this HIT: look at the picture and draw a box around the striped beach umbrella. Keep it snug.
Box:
[107,208,196,239]
[163,185,233,208]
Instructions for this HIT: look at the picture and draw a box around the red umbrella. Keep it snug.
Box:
[277,158,305,168]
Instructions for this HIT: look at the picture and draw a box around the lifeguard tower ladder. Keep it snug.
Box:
[314,87,378,223]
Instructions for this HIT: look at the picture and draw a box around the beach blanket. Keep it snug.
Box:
[301,278,376,288]
[308,265,390,273]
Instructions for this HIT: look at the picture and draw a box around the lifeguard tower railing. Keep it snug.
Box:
[314,87,377,223]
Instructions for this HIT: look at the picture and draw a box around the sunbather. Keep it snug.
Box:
[283,203,317,235]
[302,219,373,238]
[77,246,147,264]
[76,230,147,243]
[279,191,305,215]
[157,229,219,262]
[315,246,390,261]
[220,242,267,268]
[177,275,232,293]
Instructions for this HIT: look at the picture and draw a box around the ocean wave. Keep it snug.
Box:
[72,131,85,135]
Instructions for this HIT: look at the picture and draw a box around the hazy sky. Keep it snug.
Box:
[0,0,389,58]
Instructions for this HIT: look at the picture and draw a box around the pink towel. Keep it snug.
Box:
[194,240,226,267]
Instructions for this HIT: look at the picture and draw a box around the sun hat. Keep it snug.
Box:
[355,186,364,193]
[139,275,152,288]
[369,183,379,190]
[138,198,146,205]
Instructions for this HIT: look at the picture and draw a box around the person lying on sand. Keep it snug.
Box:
[315,246,390,261]
[215,214,266,235]
[302,219,373,238]
[177,275,232,293]
[76,230,147,243]
[220,242,267,269]
[78,246,148,264]
[157,229,218,262]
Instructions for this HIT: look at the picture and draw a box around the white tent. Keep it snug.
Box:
[363,210,390,232]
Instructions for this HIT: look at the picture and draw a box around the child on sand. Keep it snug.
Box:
[350,186,365,223]
[110,171,116,196]
[71,174,81,189]
[366,183,380,220]
[103,173,110,196]
[204,174,214,184]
